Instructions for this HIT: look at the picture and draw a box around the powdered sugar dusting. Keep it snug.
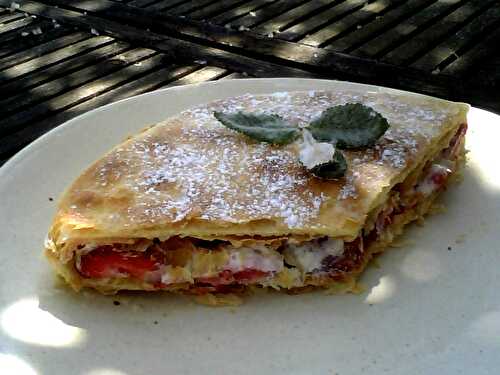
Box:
[378,144,407,168]
[84,90,461,227]
[338,171,359,200]
[128,133,324,226]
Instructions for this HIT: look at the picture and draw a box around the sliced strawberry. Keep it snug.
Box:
[431,171,448,186]
[196,269,269,286]
[233,269,268,282]
[196,270,233,286]
[78,247,159,279]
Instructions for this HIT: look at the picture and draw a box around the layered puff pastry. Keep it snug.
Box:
[45,89,468,299]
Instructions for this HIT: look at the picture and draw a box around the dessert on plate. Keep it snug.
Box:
[45,89,468,301]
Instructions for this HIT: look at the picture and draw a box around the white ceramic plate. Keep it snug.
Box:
[1,79,499,375]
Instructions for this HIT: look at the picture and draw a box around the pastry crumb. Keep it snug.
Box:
[428,203,446,215]
[455,234,466,244]
[131,303,143,312]
[389,239,414,248]
[193,293,243,306]
[351,283,366,294]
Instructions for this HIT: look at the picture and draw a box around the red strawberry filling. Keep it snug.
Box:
[78,246,161,279]
[77,245,272,287]
[196,269,269,286]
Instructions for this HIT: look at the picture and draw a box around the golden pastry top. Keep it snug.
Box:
[49,89,468,250]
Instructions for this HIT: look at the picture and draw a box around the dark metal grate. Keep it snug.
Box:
[1,0,500,165]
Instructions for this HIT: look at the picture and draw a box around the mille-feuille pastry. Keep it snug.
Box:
[45,89,468,300]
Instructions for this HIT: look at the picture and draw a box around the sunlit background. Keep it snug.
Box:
[1,297,86,348]
[364,275,397,305]
[0,353,37,375]
[466,109,500,190]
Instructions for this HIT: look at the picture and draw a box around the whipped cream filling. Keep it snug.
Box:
[224,246,284,274]
[283,238,344,273]
[416,160,453,196]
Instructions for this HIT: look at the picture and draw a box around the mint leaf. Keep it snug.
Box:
[214,111,300,145]
[310,150,347,180]
[308,103,389,149]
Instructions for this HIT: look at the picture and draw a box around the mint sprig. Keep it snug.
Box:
[310,150,347,180]
[308,103,390,149]
[213,111,300,145]
[214,103,390,179]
